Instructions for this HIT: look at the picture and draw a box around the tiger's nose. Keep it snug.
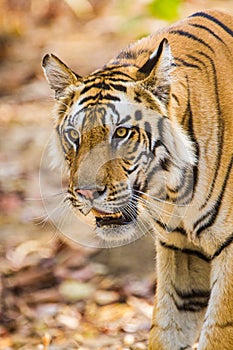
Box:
[75,186,106,200]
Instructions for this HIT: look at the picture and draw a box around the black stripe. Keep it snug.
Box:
[185,75,199,200]
[212,231,233,259]
[189,23,226,44]
[160,232,233,263]
[135,110,143,121]
[152,139,171,158]
[103,94,121,102]
[118,115,130,125]
[104,68,138,79]
[160,241,210,262]
[157,117,168,145]
[119,114,131,125]
[100,109,106,126]
[106,102,121,124]
[101,64,138,73]
[79,93,120,105]
[174,57,201,70]
[109,83,127,93]
[138,48,153,56]
[180,98,190,127]
[152,139,163,153]
[190,12,233,37]
[173,169,197,205]
[133,150,149,163]
[56,124,61,135]
[79,93,100,105]
[213,321,233,329]
[186,78,199,140]
[185,54,207,69]
[86,73,131,83]
[172,93,180,105]
[144,121,152,150]
[89,67,135,80]
[81,82,111,94]
[155,219,187,235]
[122,163,139,175]
[117,48,152,60]
[106,102,121,112]
[174,287,210,299]
[160,158,171,172]
[117,50,137,60]
[160,241,211,261]
[68,90,75,101]
[131,126,141,145]
[78,102,120,126]
[168,179,197,205]
[196,51,224,209]
[105,77,132,83]
[194,155,233,236]
[174,298,208,312]
[169,30,214,52]
[129,131,141,153]
[191,165,198,201]
[134,91,142,103]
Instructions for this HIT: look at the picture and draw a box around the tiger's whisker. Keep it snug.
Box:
[25,190,67,201]
[133,194,183,219]
[134,189,194,208]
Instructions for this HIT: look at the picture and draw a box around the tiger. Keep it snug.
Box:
[42,9,233,350]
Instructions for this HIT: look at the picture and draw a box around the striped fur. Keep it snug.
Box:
[43,9,233,350]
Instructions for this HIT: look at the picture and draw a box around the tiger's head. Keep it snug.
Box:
[42,39,195,244]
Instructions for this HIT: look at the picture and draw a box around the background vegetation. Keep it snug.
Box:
[0,1,232,349]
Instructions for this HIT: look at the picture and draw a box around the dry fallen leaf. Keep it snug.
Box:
[59,280,95,302]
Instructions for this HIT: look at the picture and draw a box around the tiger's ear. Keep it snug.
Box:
[42,54,81,98]
[136,38,174,104]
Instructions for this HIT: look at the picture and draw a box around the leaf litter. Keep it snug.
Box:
[0,0,227,348]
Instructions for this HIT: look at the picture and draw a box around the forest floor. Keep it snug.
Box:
[0,1,232,349]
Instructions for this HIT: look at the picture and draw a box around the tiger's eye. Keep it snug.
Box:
[115,127,128,138]
[68,129,79,141]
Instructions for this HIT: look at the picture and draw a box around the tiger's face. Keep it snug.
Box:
[58,101,170,242]
[43,39,195,243]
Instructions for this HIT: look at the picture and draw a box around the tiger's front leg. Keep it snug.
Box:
[149,241,210,350]
[197,244,233,350]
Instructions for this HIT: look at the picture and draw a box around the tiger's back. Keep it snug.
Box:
[43,9,233,350]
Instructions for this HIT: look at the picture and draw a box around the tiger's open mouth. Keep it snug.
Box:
[89,186,144,228]
[92,207,137,227]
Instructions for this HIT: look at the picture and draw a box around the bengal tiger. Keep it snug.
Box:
[42,9,233,350]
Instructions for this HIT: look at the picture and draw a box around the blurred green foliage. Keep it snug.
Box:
[148,0,182,21]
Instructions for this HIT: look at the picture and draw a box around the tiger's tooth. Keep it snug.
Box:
[91,208,122,219]
[82,207,92,216]
[114,212,122,218]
